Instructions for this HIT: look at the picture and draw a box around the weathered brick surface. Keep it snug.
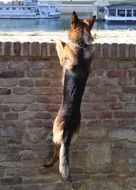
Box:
[14,42,21,56]
[0,88,11,95]
[0,71,24,78]
[0,42,136,190]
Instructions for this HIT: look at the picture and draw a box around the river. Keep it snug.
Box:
[0,14,136,32]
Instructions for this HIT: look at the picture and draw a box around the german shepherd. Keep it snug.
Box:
[44,11,96,182]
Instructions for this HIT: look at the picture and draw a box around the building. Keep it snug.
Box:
[104,3,136,22]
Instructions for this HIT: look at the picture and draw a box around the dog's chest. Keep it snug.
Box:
[77,46,93,64]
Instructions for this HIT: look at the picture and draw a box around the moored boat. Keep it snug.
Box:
[0,0,61,19]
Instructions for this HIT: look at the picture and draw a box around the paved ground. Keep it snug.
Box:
[0,30,135,44]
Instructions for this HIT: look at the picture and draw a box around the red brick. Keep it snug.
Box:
[104,95,117,102]
[35,79,51,87]
[102,43,110,58]
[0,113,4,120]
[123,87,136,94]
[110,43,118,58]
[93,87,109,95]
[41,42,47,57]
[0,105,10,112]
[35,112,51,119]
[91,60,106,70]
[19,79,34,87]
[0,42,3,55]
[24,119,43,128]
[118,119,136,127]
[31,42,40,56]
[49,43,57,57]
[11,104,27,112]
[0,71,24,78]
[13,87,29,95]
[36,96,61,104]
[100,111,113,119]
[129,70,136,78]
[82,112,97,120]
[22,42,30,56]
[45,104,60,112]
[30,87,62,95]
[14,42,21,56]
[31,60,46,70]
[114,111,136,119]
[27,70,42,78]
[5,113,18,120]
[107,70,127,78]
[0,61,7,70]
[87,119,117,128]
[0,88,11,95]
[0,95,34,104]
[0,79,17,87]
[43,69,61,78]
[36,96,49,103]
[119,43,127,58]
[94,43,101,58]
[1,177,22,185]
[4,42,11,56]
[127,44,135,58]
[110,103,123,110]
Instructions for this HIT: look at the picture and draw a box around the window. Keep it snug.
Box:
[118,9,125,17]
[127,10,132,17]
[133,10,136,16]
[109,9,116,16]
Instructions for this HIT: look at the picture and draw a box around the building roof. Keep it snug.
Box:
[106,3,136,9]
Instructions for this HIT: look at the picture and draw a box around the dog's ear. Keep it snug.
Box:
[89,15,96,30]
[71,11,79,25]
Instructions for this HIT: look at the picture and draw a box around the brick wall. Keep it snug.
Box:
[0,42,136,190]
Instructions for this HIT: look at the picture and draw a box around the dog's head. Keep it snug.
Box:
[68,11,96,46]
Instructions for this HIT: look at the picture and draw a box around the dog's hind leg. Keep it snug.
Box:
[44,144,60,168]
[59,129,72,182]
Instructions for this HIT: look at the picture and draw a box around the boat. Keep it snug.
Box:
[0,0,61,19]
[104,3,136,22]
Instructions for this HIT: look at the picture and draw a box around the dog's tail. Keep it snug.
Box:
[59,128,73,182]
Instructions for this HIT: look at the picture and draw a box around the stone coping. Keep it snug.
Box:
[0,31,135,58]
[0,30,135,44]
[0,41,135,59]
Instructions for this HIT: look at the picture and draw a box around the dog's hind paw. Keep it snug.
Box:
[61,173,72,183]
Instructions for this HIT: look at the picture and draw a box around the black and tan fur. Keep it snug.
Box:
[44,11,96,182]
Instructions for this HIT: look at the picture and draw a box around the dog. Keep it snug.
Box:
[44,11,96,182]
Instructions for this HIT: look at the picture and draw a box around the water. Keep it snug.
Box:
[0,14,136,32]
